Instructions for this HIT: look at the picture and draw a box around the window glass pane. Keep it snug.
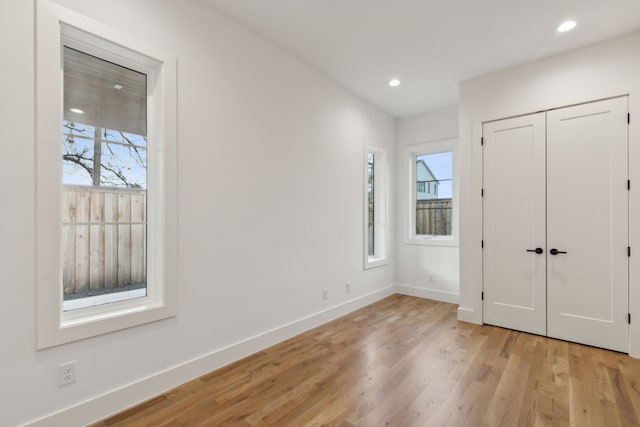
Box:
[62,125,94,186]
[416,151,453,236]
[62,47,147,310]
[63,124,147,188]
[367,152,375,256]
[100,133,147,189]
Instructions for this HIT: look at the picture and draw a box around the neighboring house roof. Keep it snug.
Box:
[416,159,437,183]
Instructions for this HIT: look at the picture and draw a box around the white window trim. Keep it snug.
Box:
[36,0,177,349]
[364,142,389,269]
[405,138,459,247]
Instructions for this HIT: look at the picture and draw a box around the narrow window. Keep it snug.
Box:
[364,145,387,268]
[367,152,375,257]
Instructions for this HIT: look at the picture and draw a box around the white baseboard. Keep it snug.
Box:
[395,284,459,304]
[25,285,396,427]
[457,306,481,324]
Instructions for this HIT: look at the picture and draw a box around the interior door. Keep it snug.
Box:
[546,97,629,352]
[483,113,547,335]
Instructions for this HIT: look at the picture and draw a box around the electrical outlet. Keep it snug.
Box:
[346,282,352,293]
[322,288,329,300]
[429,274,435,283]
[58,361,77,386]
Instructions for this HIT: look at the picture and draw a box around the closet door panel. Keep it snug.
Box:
[483,113,547,335]
[547,97,629,352]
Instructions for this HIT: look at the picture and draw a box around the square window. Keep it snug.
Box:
[416,151,453,236]
[406,139,458,246]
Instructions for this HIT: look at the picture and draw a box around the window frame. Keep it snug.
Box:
[36,0,177,349]
[364,142,389,269]
[405,139,458,247]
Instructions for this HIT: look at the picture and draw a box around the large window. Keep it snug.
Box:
[364,144,388,268]
[62,47,149,311]
[406,139,458,245]
[36,1,177,348]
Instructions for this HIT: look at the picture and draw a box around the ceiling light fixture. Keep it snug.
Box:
[388,78,401,87]
[69,108,84,114]
[557,20,577,33]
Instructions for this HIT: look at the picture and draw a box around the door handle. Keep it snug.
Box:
[526,248,544,254]
[549,248,567,255]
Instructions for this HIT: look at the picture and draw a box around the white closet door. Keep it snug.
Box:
[483,113,547,335]
[547,97,629,352]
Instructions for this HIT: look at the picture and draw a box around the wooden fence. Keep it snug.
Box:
[63,185,146,295]
[416,199,452,236]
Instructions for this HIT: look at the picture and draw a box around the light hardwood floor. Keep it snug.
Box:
[92,295,640,426]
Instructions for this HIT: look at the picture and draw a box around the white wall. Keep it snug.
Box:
[458,31,640,357]
[395,106,460,302]
[0,1,395,425]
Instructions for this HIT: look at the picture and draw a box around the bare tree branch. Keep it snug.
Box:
[63,153,94,177]
[63,122,146,188]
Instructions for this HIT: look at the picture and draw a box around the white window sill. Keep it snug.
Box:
[365,257,388,269]
[404,238,459,248]
[63,288,147,312]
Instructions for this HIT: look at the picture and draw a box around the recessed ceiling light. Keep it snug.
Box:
[69,108,84,114]
[557,20,577,33]
[114,84,123,90]
[388,79,401,87]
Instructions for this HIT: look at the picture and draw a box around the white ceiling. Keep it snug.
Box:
[203,0,640,118]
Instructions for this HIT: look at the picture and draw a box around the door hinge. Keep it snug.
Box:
[481,188,484,197]
[481,137,484,146]
[629,313,631,324]
[628,180,631,190]
[629,246,631,257]
[481,240,484,248]
[481,291,484,300]
[628,113,631,124]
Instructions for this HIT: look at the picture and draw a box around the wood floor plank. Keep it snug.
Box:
[91,295,640,427]
[619,360,640,423]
